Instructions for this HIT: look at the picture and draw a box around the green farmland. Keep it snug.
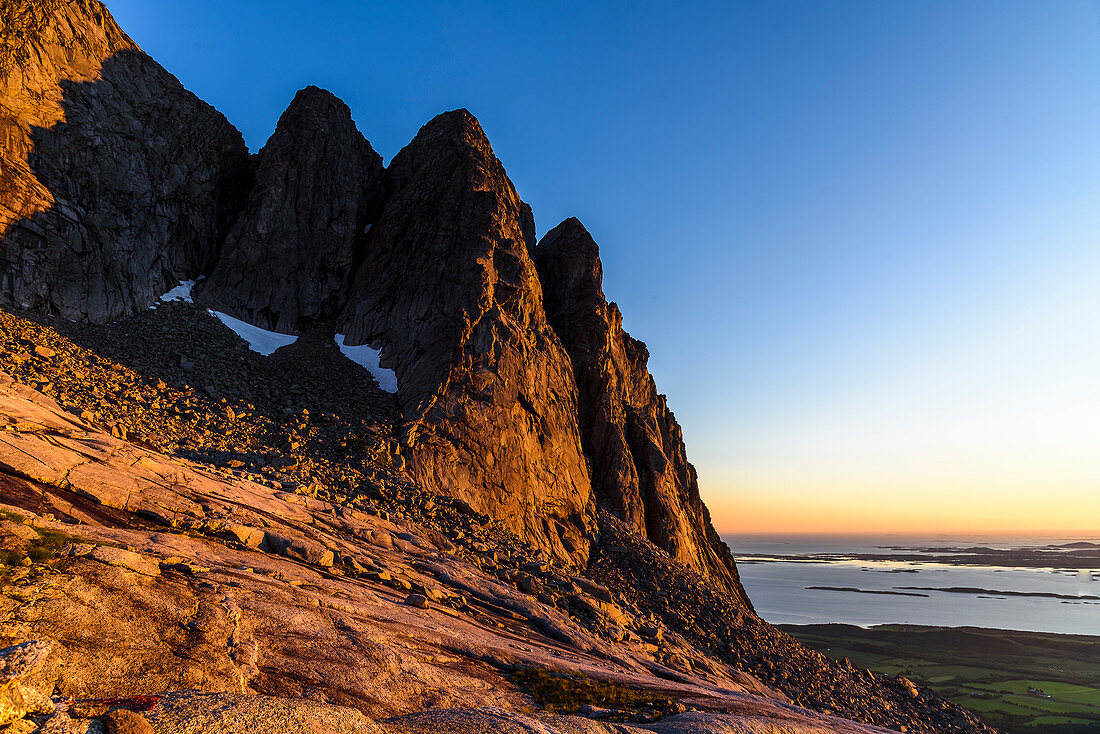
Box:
[781,624,1100,733]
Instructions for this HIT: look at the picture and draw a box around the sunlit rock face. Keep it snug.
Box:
[199,86,385,334]
[0,0,248,323]
[535,217,749,606]
[339,110,597,568]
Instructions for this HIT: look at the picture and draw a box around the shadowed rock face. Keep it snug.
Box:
[200,86,384,333]
[0,0,249,323]
[534,218,748,605]
[339,111,596,567]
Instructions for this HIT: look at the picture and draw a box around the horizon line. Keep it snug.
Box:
[717,529,1100,537]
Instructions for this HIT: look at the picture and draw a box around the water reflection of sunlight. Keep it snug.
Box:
[1078,569,1096,597]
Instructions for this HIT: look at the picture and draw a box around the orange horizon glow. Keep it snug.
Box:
[702,480,1100,536]
[683,212,1100,540]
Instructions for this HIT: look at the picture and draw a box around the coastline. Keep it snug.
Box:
[728,533,1100,637]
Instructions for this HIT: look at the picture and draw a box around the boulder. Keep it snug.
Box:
[87,546,160,577]
[262,530,334,567]
[0,641,52,683]
[102,708,155,734]
[0,640,55,727]
[219,524,265,548]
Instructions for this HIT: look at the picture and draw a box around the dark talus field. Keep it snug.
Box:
[0,1,1013,733]
[784,624,1100,734]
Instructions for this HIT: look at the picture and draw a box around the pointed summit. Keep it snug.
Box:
[536,218,751,605]
[200,86,384,333]
[273,85,365,145]
[412,108,486,141]
[383,109,515,202]
[339,112,594,567]
[534,217,607,322]
[395,108,490,154]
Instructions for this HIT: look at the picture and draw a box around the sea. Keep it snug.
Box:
[721,534,1100,636]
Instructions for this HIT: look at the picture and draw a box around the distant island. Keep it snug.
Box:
[740,541,1100,569]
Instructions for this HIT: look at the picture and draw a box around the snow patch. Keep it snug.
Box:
[159,280,196,303]
[335,334,398,393]
[209,310,298,356]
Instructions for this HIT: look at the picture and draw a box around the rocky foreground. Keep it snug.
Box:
[0,305,995,734]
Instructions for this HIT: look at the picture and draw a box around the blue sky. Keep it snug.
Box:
[106,0,1100,532]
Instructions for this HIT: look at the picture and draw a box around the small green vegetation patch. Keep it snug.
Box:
[0,526,83,566]
[511,668,674,715]
[0,509,27,524]
[1028,715,1096,727]
[970,681,1100,708]
[782,623,1100,733]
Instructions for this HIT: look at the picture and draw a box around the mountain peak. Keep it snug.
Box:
[337,101,594,570]
[280,84,354,120]
[535,219,750,605]
[199,84,384,334]
[385,108,496,187]
[419,107,486,141]
[536,217,606,311]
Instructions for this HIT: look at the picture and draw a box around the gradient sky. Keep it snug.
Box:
[104,0,1100,534]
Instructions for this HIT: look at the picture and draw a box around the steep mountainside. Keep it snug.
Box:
[0,3,1002,734]
[0,306,996,734]
[535,218,747,605]
[0,0,248,322]
[338,110,596,568]
[200,86,384,333]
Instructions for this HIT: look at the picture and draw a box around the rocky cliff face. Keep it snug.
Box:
[339,111,596,567]
[534,218,747,604]
[200,86,384,333]
[0,0,742,584]
[0,0,743,586]
[0,0,249,323]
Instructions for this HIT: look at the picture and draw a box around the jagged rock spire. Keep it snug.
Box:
[536,217,750,604]
[339,110,596,567]
[200,85,384,333]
